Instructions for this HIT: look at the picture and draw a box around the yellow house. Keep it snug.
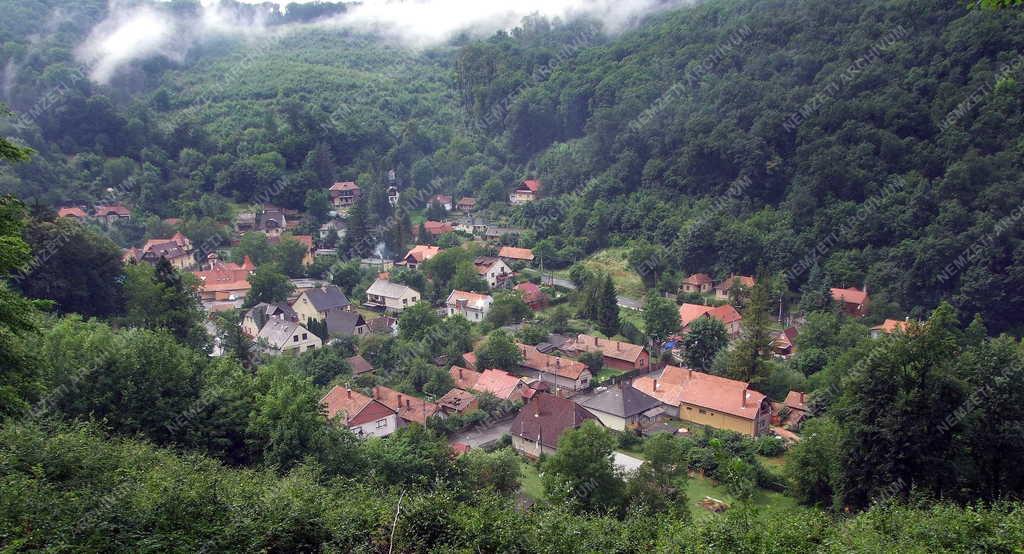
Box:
[633,366,771,437]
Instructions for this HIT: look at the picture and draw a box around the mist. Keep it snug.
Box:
[76,0,680,84]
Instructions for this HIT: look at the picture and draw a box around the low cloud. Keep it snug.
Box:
[77,0,679,84]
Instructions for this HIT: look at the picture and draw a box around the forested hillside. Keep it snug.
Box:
[3,0,1023,331]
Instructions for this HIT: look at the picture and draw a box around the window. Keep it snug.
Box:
[376,419,387,429]
[302,333,308,340]
[293,335,298,342]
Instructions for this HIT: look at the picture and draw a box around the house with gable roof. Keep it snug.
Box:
[509,392,598,458]
[321,386,398,438]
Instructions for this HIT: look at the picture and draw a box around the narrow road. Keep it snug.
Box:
[541,274,644,311]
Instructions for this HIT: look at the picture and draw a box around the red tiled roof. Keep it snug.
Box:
[57,207,88,218]
[871,319,909,334]
[330,181,359,191]
[462,352,478,370]
[709,304,742,325]
[321,386,395,426]
[633,366,767,421]
[457,197,476,206]
[423,221,454,235]
[517,343,588,380]
[438,388,476,413]
[831,287,868,305]
[372,386,438,425]
[450,366,480,390]
[498,246,534,261]
[345,355,374,375]
[683,273,713,286]
[519,180,540,193]
[447,290,492,310]
[572,334,646,364]
[515,282,546,304]
[404,245,441,263]
[679,303,742,328]
[94,204,131,217]
[784,390,809,413]
[716,275,756,292]
[509,393,596,449]
[472,368,523,401]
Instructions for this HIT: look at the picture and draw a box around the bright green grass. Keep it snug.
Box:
[553,247,648,299]
[519,460,545,501]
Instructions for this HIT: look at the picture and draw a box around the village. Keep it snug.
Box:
[51,175,917,490]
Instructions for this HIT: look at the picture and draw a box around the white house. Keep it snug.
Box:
[257,318,322,355]
[365,279,421,313]
[473,256,514,289]
[446,290,493,322]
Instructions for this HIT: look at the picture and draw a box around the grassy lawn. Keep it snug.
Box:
[686,474,799,521]
[518,460,545,500]
[618,307,646,334]
[554,247,648,299]
[594,367,626,384]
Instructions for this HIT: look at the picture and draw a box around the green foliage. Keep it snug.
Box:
[476,330,523,371]
[644,292,681,344]
[122,259,208,350]
[245,263,295,306]
[542,420,626,514]
[682,317,729,371]
[486,291,532,328]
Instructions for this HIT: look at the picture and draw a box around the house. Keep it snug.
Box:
[421,220,454,239]
[571,334,650,372]
[260,206,287,237]
[325,310,368,337]
[509,179,540,205]
[399,245,441,269]
[57,206,88,220]
[427,194,453,211]
[329,182,361,208]
[461,352,478,370]
[365,279,421,313]
[498,246,535,264]
[191,254,256,301]
[772,327,799,357]
[130,232,194,270]
[446,290,493,322]
[93,204,131,224]
[580,382,662,431]
[257,318,322,355]
[371,386,441,426]
[387,186,400,207]
[831,287,869,317]
[679,303,744,338]
[437,388,479,416]
[484,227,524,243]
[235,212,257,232]
[473,256,514,289]
[714,275,756,300]
[293,284,351,324]
[776,390,811,430]
[456,197,477,212]
[535,334,576,356]
[509,392,597,458]
[366,315,398,335]
[321,386,398,438]
[241,302,298,337]
[515,282,548,311]
[632,366,771,437]
[346,355,375,376]
[870,318,910,338]
[515,343,592,392]
[449,366,526,402]
[680,273,714,294]
[319,219,344,240]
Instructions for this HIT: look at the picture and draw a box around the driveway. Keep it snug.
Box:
[613,451,645,474]
[541,274,644,311]
[451,418,513,448]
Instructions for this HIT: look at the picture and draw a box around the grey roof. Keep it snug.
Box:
[245,303,297,330]
[366,316,397,333]
[257,318,306,348]
[365,279,418,299]
[303,285,350,312]
[345,355,374,375]
[325,310,366,336]
[582,385,662,418]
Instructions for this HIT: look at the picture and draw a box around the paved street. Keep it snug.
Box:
[541,273,644,311]
[451,417,513,448]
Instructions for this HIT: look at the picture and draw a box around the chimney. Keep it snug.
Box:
[555,358,560,368]
[397,393,402,406]
[346,388,352,398]
[688,368,693,378]
[800,391,805,403]
[741,388,747,407]
[653,379,659,391]
[373,387,379,398]
[616,341,621,351]
[458,368,463,379]
[406,399,411,408]
[594,335,598,346]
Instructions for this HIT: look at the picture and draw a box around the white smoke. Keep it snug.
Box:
[77,0,678,83]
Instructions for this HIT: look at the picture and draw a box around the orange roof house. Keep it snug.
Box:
[321,386,398,438]
[449,366,525,402]
[679,303,743,337]
[515,282,548,310]
[870,318,911,338]
[571,334,649,371]
[371,386,440,426]
[498,246,535,263]
[437,388,478,415]
[515,343,592,391]
[714,275,756,299]
[680,273,714,294]
[421,220,454,238]
[509,392,596,457]
[57,206,88,219]
[191,254,256,301]
[633,366,771,437]
[831,287,869,318]
[510,179,541,205]
[400,245,441,268]
[329,182,361,207]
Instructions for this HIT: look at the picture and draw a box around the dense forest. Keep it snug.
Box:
[3,0,1024,551]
